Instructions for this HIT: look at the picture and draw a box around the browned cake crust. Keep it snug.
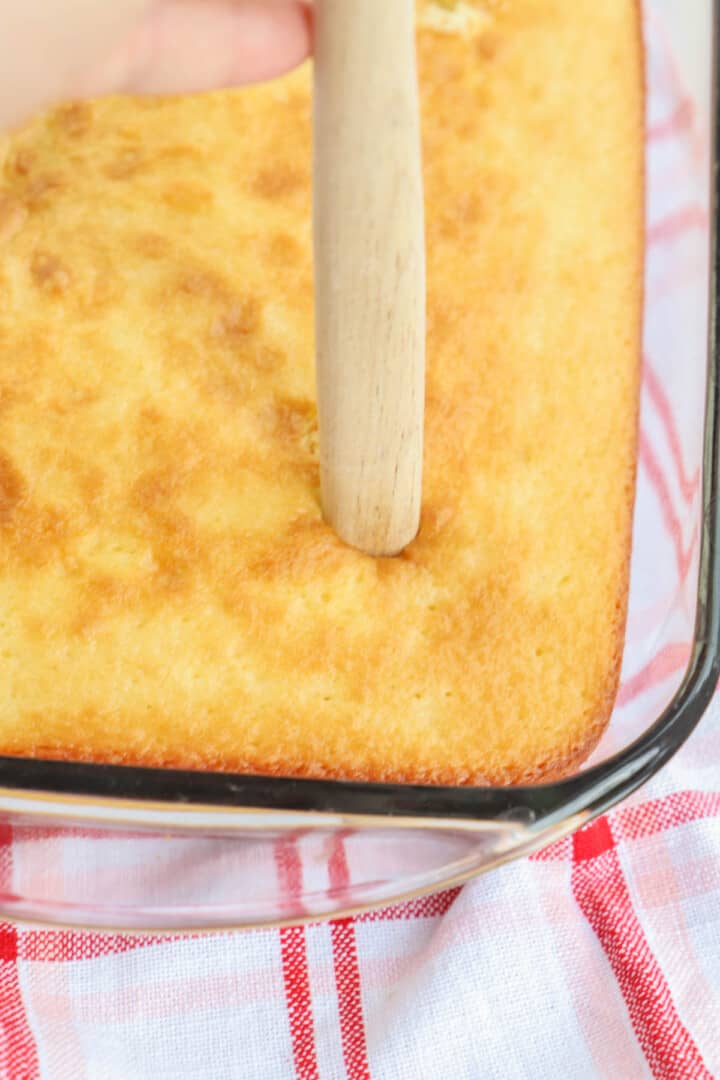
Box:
[0,0,644,785]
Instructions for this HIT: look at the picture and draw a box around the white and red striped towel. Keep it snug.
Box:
[0,14,718,1080]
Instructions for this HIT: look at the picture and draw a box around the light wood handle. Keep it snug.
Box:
[313,0,426,557]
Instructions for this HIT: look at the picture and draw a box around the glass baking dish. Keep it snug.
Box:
[0,0,717,931]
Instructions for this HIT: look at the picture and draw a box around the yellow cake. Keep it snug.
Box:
[0,0,643,785]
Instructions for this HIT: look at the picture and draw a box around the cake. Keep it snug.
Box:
[0,0,644,785]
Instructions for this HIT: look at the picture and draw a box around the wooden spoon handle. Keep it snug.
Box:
[313,0,426,556]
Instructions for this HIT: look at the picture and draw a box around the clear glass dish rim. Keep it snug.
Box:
[0,6,718,843]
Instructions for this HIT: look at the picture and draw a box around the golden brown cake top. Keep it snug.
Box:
[0,0,643,784]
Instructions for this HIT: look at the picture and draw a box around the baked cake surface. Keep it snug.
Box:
[0,0,643,784]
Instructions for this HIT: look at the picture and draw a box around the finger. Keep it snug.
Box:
[0,0,149,129]
[84,0,312,99]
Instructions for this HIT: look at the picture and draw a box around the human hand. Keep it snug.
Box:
[0,0,312,130]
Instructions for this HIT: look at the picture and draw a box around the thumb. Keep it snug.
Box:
[81,0,312,98]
